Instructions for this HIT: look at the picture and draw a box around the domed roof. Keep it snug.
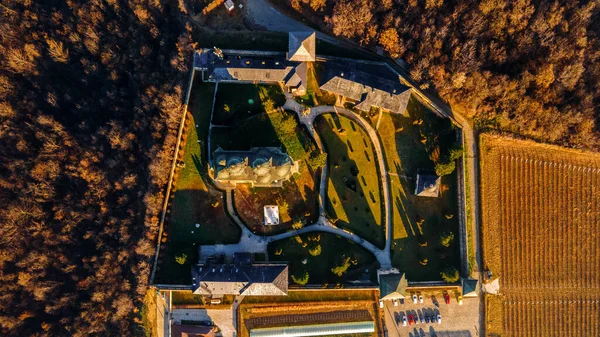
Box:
[228,163,246,176]
[257,174,271,184]
[227,156,243,167]
[276,162,292,177]
[216,170,230,179]
[254,164,270,176]
[252,156,269,167]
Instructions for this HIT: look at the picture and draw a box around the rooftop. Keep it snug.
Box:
[319,61,411,114]
[212,147,299,187]
[288,31,316,62]
[379,272,407,300]
[414,172,441,197]
[191,258,288,296]
[172,324,215,337]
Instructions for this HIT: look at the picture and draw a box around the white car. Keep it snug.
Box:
[393,299,398,307]
[379,300,384,308]
[419,294,424,303]
[437,314,442,324]
[401,315,407,326]
[412,294,418,304]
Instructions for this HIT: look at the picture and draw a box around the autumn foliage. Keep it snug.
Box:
[283,0,600,150]
[0,0,192,335]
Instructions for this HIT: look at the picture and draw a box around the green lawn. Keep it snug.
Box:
[268,233,378,285]
[212,84,285,125]
[316,114,384,248]
[377,97,461,281]
[211,113,281,151]
[155,79,241,285]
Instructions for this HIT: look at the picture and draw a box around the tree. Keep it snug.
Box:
[309,0,326,11]
[435,160,456,176]
[278,115,297,134]
[327,0,373,38]
[440,266,460,283]
[308,150,327,169]
[175,253,187,265]
[291,270,310,285]
[378,28,401,57]
[277,198,289,217]
[439,230,455,247]
[308,244,322,256]
[331,256,356,276]
[292,218,304,230]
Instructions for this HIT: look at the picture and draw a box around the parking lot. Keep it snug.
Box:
[382,292,480,337]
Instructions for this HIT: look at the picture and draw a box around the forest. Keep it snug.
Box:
[282,0,600,150]
[0,0,191,335]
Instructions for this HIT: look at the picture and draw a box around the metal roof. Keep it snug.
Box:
[414,173,441,197]
[249,321,375,337]
[288,31,316,62]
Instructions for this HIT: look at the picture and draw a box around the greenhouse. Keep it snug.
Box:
[249,321,375,337]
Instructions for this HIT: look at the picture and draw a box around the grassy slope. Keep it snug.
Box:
[268,233,377,285]
[377,98,460,281]
[316,114,384,248]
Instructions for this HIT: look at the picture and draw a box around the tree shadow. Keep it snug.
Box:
[315,114,385,248]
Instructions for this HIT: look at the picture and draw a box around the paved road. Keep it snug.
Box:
[245,0,338,45]
[157,291,170,337]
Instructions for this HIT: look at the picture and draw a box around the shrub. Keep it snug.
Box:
[435,160,456,176]
[439,230,455,247]
[440,266,460,283]
[308,150,327,169]
[292,218,304,230]
[308,244,322,256]
[331,256,356,276]
[291,270,310,285]
[175,253,187,265]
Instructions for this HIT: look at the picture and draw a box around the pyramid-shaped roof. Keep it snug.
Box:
[462,278,479,297]
[379,273,407,300]
[288,32,316,62]
[414,172,441,197]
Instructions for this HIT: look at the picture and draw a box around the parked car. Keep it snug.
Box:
[419,294,424,304]
[414,313,419,325]
[412,294,418,304]
[437,314,442,324]
[458,295,463,305]
[408,315,414,325]
[424,314,430,324]
[419,314,425,324]
[444,292,450,304]
[393,299,398,307]
[402,315,407,326]
[379,300,384,308]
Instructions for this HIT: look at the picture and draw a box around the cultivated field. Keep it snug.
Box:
[480,134,600,336]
